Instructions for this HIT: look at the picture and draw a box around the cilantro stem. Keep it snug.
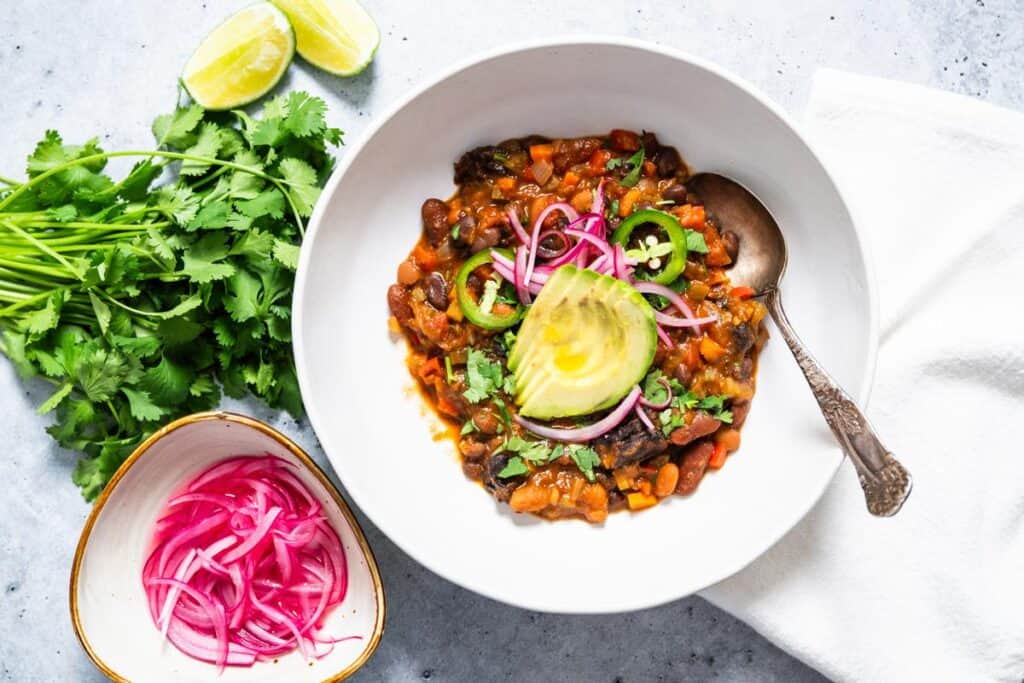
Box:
[14,221,160,231]
[0,151,306,235]
[0,221,83,279]
[0,256,77,279]
[0,175,21,187]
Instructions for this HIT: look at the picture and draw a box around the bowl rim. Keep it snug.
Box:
[293,35,880,613]
[68,411,387,682]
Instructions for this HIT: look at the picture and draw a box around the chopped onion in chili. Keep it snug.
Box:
[142,455,357,671]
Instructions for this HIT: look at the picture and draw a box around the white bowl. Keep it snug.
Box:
[70,412,385,682]
[293,37,877,614]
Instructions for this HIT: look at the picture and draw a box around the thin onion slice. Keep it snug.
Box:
[638,376,673,410]
[514,386,642,442]
[142,455,353,669]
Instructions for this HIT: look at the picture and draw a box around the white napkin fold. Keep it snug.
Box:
[702,69,1024,683]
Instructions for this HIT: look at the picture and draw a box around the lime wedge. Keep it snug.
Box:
[182,3,296,110]
[271,0,380,76]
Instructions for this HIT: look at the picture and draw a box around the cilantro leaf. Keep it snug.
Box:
[153,104,204,147]
[567,445,600,482]
[181,233,236,283]
[685,229,709,254]
[497,456,529,479]
[121,387,167,422]
[620,147,645,188]
[463,349,505,403]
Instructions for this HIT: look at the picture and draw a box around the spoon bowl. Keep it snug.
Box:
[688,172,912,516]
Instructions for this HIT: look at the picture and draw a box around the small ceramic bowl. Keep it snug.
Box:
[70,412,385,683]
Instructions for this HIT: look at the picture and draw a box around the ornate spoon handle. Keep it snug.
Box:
[764,289,912,516]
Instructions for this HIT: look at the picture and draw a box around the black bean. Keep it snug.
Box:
[470,225,501,252]
[662,184,688,203]
[653,146,683,177]
[425,272,448,310]
[421,198,449,245]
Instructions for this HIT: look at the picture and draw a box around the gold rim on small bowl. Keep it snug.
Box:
[69,411,386,682]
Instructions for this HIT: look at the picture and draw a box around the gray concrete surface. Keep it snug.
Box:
[1,1,1021,681]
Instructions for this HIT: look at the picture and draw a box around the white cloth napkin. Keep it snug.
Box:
[702,69,1024,683]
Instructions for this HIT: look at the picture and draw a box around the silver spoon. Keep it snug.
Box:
[687,173,911,516]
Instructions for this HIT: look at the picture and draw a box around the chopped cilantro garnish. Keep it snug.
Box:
[620,147,646,188]
[498,329,517,354]
[492,151,510,163]
[463,349,505,403]
[605,156,624,170]
[685,229,709,254]
[608,199,620,217]
[451,224,460,240]
[460,419,477,436]
[497,456,529,478]
[444,356,455,383]
[505,436,557,464]
[566,445,600,482]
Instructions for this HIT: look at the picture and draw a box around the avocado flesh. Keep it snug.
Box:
[510,266,657,420]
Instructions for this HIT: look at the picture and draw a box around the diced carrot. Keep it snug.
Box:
[731,286,757,300]
[588,149,612,174]
[559,171,581,192]
[529,144,554,163]
[417,356,442,382]
[705,241,732,267]
[614,470,635,491]
[619,188,641,217]
[643,160,657,178]
[522,164,536,183]
[708,443,728,470]
[412,243,439,270]
[446,300,463,322]
[626,491,658,511]
[495,176,517,194]
[699,336,726,362]
[675,204,706,228]
[717,428,741,452]
[570,189,593,213]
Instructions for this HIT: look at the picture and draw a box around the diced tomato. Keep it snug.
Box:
[417,356,442,382]
[731,286,757,300]
[643,160,657,178]
[675,204,706,228]
[619,188,641,217]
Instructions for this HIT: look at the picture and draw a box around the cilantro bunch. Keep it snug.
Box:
[0,92,342,500]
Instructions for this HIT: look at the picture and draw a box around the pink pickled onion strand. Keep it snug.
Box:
[638,376,673,410]
[142,455,354,669]
[507,208,531,245]
[588,254,609,272]
[632,281,701,321]
[635,405,656,433]
[524,202,578,296]
[515,386,643,442]
[544,214,603,268]
[612,244,632,281]
[656,324,673,348]
[513,245,531,305]
[563,228,614,263]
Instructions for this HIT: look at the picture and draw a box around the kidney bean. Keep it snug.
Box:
[675,441,714,495]
[470,225,501,253]
[425,272,448,310]
[422,198,449,245]
[472,409,500,435]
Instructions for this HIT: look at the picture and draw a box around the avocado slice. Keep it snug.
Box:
[509,265,657,419]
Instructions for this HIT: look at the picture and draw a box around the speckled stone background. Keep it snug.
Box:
[1,1,1021,681]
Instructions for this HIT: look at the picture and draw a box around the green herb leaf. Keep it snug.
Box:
[497,456,529,478]
[684,229,709,254]
[620,147,645,188]
[566,445,600,482]
[463,349,505,403]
